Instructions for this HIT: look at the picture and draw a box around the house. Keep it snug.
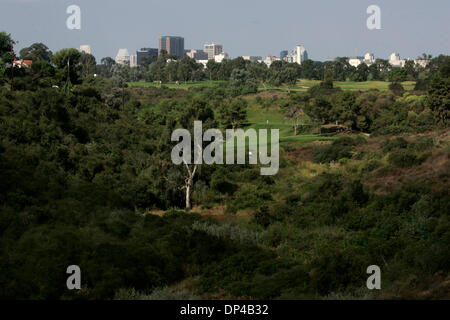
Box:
[319,123,349,135]
[12,59,33,68]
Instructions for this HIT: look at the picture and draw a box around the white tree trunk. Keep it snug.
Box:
[183,163,198,210]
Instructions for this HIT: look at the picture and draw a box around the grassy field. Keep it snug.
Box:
[261,79,416,91]
[128,79,416,91]
[128,80,227,89]
[244,97,337,146]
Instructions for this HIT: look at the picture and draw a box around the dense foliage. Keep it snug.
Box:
[0,35,449,300]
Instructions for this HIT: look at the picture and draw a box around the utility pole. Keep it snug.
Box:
[10,63,14,91]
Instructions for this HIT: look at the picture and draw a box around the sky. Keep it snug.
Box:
[1,0,449,62]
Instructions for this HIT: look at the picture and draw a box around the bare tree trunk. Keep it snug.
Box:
[183,163,198,209]
[185,181,191,209]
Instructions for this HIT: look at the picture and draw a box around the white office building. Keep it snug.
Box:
[204,43,223,60]
[214,52,229,63]
[349,57,364,67]
[264,55,280,67]
[79,45,91,55]
[364,53,375,65]
[295,45,308,64]
[389,53,406,67]
[130,54,138,67]
[115,48,130,65]
[286,45,308,65]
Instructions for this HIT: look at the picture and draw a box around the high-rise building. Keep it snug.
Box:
[115,48,130,65]
[286,45,308,64]
[186,49,208,61]
[130,54,138,68]
[280,50,288,60]
[159,36,185,58]
[295,45,308,65]
[364,53,375,65]
[137,48,158,65]
[79,45,91,55]
[204,43,223,60]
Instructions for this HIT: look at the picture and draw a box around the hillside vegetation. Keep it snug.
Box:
[0,32,449,299]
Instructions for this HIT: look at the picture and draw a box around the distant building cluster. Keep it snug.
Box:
[80,35,431,71]
[105,35,313,69]
[347,52,430,68]
[282,45,308,64]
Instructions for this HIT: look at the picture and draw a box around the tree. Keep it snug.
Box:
[0,60,5,84]
[0,32,16,89]
[283,93,309,135]
[150,56,167,82]
[0,32,15,59]
[206,60,220,81]
[80,53,96,77]
[178,56,196,83]
[427,57,450,126]
[279,65,298,87]
[389,68,407,83]
[304,97,333,124]
[321,70,334,89]
[219,98,247,129]
[51,48,82,85]
[375,59,392,80]
[368,62,381,80]
[98,57,115,78]
[166,60,179,82]
[112,63,131,82]
[248,62,268,89]
[352,63,369,82]
[175,98,215,209]
[19,43,53,62]
[404,60,417,80]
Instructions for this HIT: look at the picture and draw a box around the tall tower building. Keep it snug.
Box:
[115,48,130,65]
[280,50,288,61]
[159,36,185,58]
[137,48,159,65]
[204,43,223,60]
[295,45,308,65]
[130,54,138,68]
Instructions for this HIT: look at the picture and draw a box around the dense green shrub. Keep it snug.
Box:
[388,149,427,168]
[383,137,408,152]
[313,136,365,163]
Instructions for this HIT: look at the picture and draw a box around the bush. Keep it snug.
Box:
[388,149,419,168]
[389,82,405,96]
[383,137,408,152]
[410,137,434,152]
[192,221,266,245]
[313,137,365,163]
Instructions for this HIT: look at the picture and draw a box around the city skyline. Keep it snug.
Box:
[1,0,450,62]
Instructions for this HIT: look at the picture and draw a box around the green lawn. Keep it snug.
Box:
[129,79,416,92]
[127,80,226,89]
[245,101,336,145]
[259,79,416,91]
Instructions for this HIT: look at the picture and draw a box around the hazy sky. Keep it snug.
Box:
[1,0,449,61]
